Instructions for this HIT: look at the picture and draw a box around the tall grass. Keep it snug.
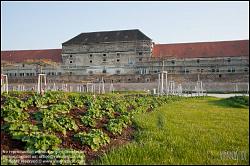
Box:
[93,97,249,165]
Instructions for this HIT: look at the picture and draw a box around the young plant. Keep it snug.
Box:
[74,129,110,151]
[80,116,96,127]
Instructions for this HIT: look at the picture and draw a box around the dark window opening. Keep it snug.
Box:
[89,54,93,57]
[201,69,204,73]
[139,58,142,61]
[212,69,215,72]
[227,58,231,63]
[197,59,200,63]
[69,61,73,64]
[216,69,219,72]
[103,54,106,57]
[228,69,231,72]
[232,68,235,72]
[219,74,222,78]
[128,78,131,81]
[139,52,143,55]
[90,60,92,63]
[70,55,72,58]
[103,58,106,62]
[22,64,25,67]
[116,70,120,74]
[27,73,29,76]
[244,68,248,72]
[117,59,120,62]
[14,73,16,76]
[52,72,54,76]
[103,69,106,73]
[89,71,93,75]
[117,53,120,56]
[118,80,121,82]
[70,72,72,75]
[171,60,175,64]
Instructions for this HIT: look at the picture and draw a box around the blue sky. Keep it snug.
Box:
[1,1,249,50]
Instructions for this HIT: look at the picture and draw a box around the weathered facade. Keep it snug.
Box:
[61,29,152,76]
[1,29,249,84]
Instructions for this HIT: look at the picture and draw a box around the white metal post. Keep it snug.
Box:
[157,73,160,96]
[161,72,164,95]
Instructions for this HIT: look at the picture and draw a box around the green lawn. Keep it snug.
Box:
[93,97,249,165]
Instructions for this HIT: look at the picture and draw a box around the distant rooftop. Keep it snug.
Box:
[1,49,62,63]
[62,29,151,45]
[152,40,249,59]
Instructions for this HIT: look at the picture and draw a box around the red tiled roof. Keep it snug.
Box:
[1,49,62,63]
[152,40,249,59]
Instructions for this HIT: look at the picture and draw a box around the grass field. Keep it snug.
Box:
[93,97,249,165]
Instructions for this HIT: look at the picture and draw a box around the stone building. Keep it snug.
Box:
[1,29,249,84]
[61,29,152,76]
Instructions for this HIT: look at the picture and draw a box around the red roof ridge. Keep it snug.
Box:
[154,39,249,46]
[1,48,62,52]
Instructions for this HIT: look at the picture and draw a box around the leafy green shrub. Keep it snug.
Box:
[74,129,110,151]
[42,116,67,135]
[8,122,39,140]
[22,134,62,151]
[229,96,249,106]
[57,116,78,131]
[105,119,124,135]
[2,107,29,123]
[81,116,96,127]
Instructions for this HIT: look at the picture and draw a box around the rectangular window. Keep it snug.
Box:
[139,52,143,55]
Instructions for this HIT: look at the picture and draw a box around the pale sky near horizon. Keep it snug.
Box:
[1,1,249,50]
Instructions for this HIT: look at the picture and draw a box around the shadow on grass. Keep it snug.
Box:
[209,96,249,109]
